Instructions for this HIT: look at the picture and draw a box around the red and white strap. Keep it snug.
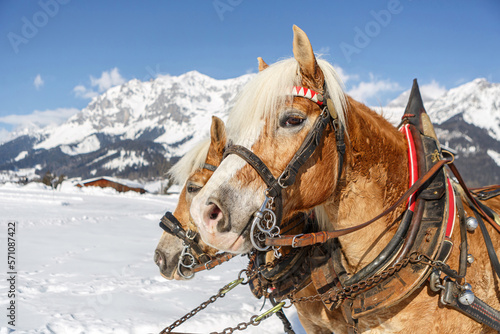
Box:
[399,123,456,238]
[400,124,418,211]
[291,86,324,106]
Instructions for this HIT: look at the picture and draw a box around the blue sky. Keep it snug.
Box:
[1,0,499,140]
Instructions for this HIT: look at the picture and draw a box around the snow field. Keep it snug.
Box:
[0,182,305,333]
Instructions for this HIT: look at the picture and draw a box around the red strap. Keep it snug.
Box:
[448,163,500,234]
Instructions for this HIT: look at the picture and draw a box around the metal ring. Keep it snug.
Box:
[186,229,197,240]
[278,175,289,189]
[177,261,194,279]
[257,209,276,233]
[250,218,270,251]
[180,252,196,268]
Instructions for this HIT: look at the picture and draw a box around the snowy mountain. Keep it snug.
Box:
[375,78,500,187]
[428,79,500,186]
[0,71,253,181]
[0,74,498,186]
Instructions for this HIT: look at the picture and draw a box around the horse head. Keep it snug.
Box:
[154,116,226,279]
[190,26,348,253]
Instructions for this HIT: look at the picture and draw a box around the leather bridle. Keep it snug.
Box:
[158,163,235,279]
[222,85,346,252]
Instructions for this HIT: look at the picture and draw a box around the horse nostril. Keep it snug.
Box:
[209,205,222,220]
[203,202,230,232]
[154,250,166,270]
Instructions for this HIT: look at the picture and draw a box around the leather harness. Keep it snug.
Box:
[159,163,236,278]
[159,79,500,332]
[221,79,500,332]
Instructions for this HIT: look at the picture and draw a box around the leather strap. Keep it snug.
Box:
[159,212,208,261]
[448,163,500,234]
[223,145,282,198]
[470,185,500,201]
[278,109,333,188]
[454,185,469,278]
[203,163,217,172]
[191,252,236,273]
[266,159,449,247]
[443,282,500,331]
[454,296,500,331]
[469,203,500,279]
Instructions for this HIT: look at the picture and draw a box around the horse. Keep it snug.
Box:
[189,25,500,333]
[154,70,353,333]
[154,115,227,280]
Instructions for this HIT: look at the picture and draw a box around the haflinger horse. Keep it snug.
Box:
[155,112,343,333]
[190,25,500,333]
[154,116,229,280]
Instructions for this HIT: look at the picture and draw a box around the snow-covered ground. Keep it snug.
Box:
[0,182,305,333]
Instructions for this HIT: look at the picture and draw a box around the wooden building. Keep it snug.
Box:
[76,177,147,194]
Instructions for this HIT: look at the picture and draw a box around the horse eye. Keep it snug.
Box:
[187,184,201,194]
[284,116,304,127]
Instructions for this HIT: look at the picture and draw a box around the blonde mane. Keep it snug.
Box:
[226,57,348,146]
[168,138,210,185]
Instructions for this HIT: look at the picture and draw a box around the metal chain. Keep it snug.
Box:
[210,302,287,334]
[289,252,440,305]
[159,256,287,334]
[238,253,282,284]
[159,278,243,333]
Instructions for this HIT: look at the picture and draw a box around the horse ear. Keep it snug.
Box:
[210,116,226,154]
[292,25,323,89]
[257,57,269,72]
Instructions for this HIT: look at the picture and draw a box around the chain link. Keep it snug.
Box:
[160,253,289,334]
[161,252,443,333]
[159,278,243,333]
[210,316,260,334]
[289,252,435,305]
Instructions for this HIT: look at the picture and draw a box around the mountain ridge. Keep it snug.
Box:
[1,73,498,187]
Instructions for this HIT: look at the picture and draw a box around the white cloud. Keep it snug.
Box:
[34,74,44,90]
[0,108,80,131]
[386,79,447,108]
[347,74,402,102]
[90,68,125,92]
[316,46,331,57]
[420,80,447,101]
[73,85,99,99]
[73,67,126,99]
[333,65,359,84]
[0,127,11,143]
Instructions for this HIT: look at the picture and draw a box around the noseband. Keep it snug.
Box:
[223,85,345,252]
[159,212,212,278]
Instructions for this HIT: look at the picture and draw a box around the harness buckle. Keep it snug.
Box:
[292,234,304,248]
[278,171,290,189]
[186,229,197,240]
[204,259,214,271]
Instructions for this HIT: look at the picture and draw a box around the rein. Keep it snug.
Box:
[266,159,449,248]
